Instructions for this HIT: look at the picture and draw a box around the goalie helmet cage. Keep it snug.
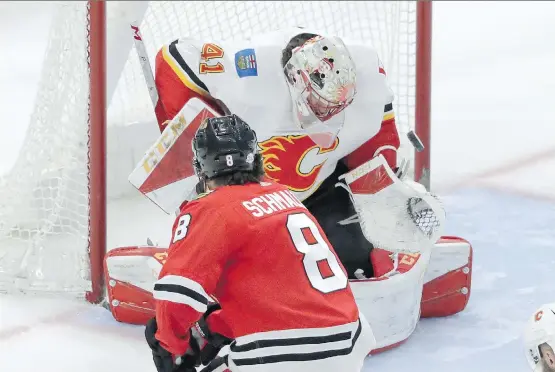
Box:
[0,1,431,303]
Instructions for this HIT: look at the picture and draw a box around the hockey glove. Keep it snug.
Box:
[191,303,233,366]
[145,317,199,372]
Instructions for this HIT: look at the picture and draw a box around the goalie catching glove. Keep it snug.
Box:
[337,154,446,255]
[145,304,232,372]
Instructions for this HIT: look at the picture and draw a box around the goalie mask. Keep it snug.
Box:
[524,303,555,372]
[284,35,356,147]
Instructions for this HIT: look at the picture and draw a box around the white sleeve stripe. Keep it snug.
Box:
[153,290,208,313]
[153,275,211,312]
[156,275,211,300]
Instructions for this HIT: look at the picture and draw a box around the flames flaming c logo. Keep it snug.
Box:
[258,135,339,192]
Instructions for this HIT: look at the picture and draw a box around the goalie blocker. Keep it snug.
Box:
[108,99,472,354]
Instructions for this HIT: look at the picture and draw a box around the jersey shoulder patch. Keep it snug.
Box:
[169,38,262,100]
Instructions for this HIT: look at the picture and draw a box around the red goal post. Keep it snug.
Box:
[0,1,432,303]
[415,1,432,190]
[88,0,107,304]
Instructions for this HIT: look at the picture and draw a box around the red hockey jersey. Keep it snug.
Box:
[154,181,362,362]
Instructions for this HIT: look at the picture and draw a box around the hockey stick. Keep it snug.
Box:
[130,22,167,119]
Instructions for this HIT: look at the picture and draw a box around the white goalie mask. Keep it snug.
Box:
[284,35,357,147]
[524,303,555,372]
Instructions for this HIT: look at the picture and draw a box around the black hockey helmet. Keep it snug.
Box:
[193,114,259,179]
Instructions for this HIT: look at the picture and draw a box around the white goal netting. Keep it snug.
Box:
[0,1,423,299]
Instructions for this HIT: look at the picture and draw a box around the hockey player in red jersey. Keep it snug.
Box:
[144,114,376,372]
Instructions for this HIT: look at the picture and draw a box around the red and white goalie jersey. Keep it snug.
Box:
[153,27,399,202]
[154,181,375,371]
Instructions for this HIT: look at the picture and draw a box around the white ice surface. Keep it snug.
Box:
[1,1,555,371]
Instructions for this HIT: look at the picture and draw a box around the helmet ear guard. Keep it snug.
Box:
[193,157,203,178]
[251,153,264,177]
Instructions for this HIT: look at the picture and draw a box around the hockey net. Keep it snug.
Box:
[0,1,431,302]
